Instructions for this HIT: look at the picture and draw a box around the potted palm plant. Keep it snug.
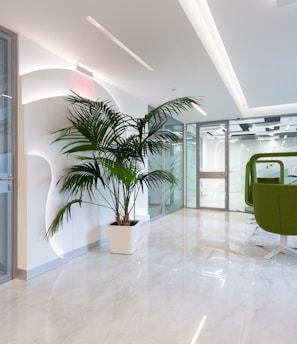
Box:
[46,92,199,253]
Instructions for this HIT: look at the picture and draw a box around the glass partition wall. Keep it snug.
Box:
[148,117,184,219]
[186,114,297,213]
[229,115,297,212]
[151,114,297,218]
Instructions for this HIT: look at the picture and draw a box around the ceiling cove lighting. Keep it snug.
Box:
[179,0,297,117]
[86,16,153,72]
[178,0,248,114]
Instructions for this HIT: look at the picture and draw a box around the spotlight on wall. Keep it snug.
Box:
[76,62,94,78]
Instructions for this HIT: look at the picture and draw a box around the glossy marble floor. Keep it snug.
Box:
[2,209,297,344]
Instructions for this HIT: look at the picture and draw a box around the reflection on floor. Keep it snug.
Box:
[1,209,297,344]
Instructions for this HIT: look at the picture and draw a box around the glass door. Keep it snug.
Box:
[197,122,228,209]
[0,27,16,284]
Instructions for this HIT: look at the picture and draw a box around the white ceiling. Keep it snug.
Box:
[1,0,297,123]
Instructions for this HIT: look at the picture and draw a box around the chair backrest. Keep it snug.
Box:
[245,159,284,206]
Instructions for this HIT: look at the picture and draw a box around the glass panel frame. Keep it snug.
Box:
[0,26,17,285]
[197,121,229,210]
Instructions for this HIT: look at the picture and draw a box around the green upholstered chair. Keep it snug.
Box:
[247,152,297,259]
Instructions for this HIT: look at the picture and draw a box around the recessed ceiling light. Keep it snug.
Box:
[86,16,153,72]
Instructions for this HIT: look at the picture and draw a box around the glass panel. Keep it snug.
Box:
[148,152,163,219]
[164,118,183,214]
[199,124,226,172]
[200,179,225,208]
[148,117,184,218]
[0,29,14,284]
[186,124,197,208]
[0,193,10,278]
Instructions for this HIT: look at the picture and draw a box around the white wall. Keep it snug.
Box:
[18,36,149,278]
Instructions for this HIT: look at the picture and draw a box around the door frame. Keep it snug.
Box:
[0,25,17,284]
[196,121,229,210]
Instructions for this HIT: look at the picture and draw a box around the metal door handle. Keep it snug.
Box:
[0,176,13,181]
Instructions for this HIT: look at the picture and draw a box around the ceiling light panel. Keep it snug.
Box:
[86,16,153,72]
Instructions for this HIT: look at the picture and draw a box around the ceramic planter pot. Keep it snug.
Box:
[107,221,140,254]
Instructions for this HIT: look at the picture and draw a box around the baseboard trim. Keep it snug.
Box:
[17,257,66,280]
[17,238,108,280]
[61,238,107,260]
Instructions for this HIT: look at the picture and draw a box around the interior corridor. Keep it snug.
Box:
[1,209,297,344]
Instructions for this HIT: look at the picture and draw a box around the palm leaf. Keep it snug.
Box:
[138,170,177,190]
[57,160,105,198]
[148,96,201,118]
[46,199,82,238]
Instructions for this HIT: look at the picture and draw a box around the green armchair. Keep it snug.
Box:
[246,152,297,259]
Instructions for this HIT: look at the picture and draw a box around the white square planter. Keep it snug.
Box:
[107,221,141,254]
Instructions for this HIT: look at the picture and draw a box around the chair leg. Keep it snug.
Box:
[264,235,297,259]
[247,217,259,236]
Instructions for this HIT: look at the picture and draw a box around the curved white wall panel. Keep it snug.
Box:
[19,36,74,76]
[23,90,113,264]
[22,68,113,105]
[19,59,149,277]
[26,154,61,270]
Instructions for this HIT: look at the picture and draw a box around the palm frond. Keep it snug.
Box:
[100,158,138,185]
[147,96,201,120]
[52,92,127,155]
[138,170,177,190]
[46,199,82,238]
[58,160,105,198]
